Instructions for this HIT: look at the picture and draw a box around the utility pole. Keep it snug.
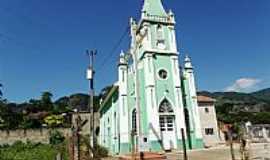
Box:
[86,49,97,158]
[228,127,236,160]
[181,128,188,160]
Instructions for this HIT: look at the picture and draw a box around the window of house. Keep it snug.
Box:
[205,107,209,113]
[205,128,214,135]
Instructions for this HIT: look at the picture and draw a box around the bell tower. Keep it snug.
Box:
[131,0,178,60]
[127,0,189,151]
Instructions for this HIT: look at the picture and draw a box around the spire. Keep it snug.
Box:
[142,0,167,17]
[184,55,193,69]
[119,50,127,65]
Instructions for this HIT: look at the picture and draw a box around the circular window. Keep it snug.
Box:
[158,69,168,79]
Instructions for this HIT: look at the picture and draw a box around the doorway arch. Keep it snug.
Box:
[158,99,176,151]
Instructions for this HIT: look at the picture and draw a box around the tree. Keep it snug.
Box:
[0,103,23,130]
[100,85,113,100]
[54,96,70,113]
[44,115,64,128]
[69,94,89,111]
[41,92,54,111]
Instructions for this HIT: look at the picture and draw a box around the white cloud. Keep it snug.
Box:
[225,78,262,92]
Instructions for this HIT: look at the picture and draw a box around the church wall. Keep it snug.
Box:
[153,55,176,104]
[149,24,172,51]
[99,91,120,154]
[138,67,149,135]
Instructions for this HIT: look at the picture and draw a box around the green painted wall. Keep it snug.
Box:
[153,54,176,106]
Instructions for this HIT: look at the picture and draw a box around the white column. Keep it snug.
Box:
[143,54,160,141]
[171,56,186,140]
[168,26,177,53]
[186,70,203,139]
[118,63,129,144]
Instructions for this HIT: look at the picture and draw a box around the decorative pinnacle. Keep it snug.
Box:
[184,55,193,69]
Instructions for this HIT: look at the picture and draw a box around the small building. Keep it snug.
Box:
[197,95,222,147]
[247,123,270,143]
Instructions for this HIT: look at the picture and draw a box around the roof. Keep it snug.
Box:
[99,85,119,113]
[142,0,167,17]
[197,95,216,103]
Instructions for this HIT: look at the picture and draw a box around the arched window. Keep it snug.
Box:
[132,109,137,134]
[157,24,163,40]
[159,99,174,113]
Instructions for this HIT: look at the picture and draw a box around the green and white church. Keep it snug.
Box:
[99,0,204,155]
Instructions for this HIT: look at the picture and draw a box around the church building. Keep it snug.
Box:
[99,0,204,155]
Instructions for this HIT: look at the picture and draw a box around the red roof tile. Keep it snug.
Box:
[197,95,216,103]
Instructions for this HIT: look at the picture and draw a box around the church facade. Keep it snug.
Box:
[99,0,204,155]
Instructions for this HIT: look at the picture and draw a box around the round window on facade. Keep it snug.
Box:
[158,69,168,79]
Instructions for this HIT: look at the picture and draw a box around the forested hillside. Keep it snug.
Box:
[199,88,270,124]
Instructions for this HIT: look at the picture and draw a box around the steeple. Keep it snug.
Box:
[119,50,127,65]
[142,0,167,17]
[184,55,193,69]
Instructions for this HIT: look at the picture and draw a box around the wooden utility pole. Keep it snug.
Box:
[181,128,188,160]
[228,127,236,160]
[86,49,97,158]
[71,115,88,160]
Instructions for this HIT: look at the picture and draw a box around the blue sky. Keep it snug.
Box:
[0,0,269,102]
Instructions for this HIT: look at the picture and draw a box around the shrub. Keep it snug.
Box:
[93,144,108,159]
[0,141,69,160]
[49,129,65,145]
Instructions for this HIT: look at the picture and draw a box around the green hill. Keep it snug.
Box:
[251,88,270,103]
[198,88,270,124]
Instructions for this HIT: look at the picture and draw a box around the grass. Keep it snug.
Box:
[0,141,69,160]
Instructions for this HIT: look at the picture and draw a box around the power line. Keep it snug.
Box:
[96,25,129,71]
[96,0,145,72]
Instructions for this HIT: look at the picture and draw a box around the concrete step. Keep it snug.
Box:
[119,152,166,160]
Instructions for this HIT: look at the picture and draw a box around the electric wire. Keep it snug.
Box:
[96,25,130,71]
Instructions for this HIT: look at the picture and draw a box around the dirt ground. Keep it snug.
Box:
[102,143,270,160]
[166,143,270,160]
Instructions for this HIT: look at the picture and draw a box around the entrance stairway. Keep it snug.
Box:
[119,152,166,160]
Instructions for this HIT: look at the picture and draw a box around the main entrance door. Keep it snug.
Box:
[159,99,176,151]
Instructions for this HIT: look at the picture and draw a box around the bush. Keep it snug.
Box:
[79,136,108,160]
[93,144,108,159]
[0,141,69,160]
[49,129,65,145]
